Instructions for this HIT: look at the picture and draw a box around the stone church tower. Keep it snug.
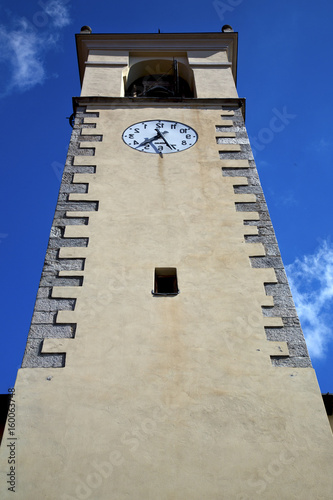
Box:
[1,28,332,499]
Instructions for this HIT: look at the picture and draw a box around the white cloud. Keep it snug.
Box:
[44,0,71,28]
[0,21,46,93]
[0,2,70,96]
[286,241,333,358]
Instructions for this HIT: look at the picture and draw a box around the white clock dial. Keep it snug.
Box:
[122,120,198,154]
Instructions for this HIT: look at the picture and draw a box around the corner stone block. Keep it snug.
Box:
[245,243,266,257]
[219,120,234,126]
[51,287,82,299]
[268,341,290,357]
[72,173,95,184]
[83,117,99,125]
[63,225,90,239]
[233,193,257,203]
[79,141,99,150]
[56,310,78,324]
[253,268,278,284]
[81,127,102,135]
[59,247,89,259]
[261,295,274,307]
[241,212,260,221]
[243,225,258,236]
[73,156,97,166]
[218,144,241,152]
[220,159,250,169]
[263,317,284,328]
[216,132,236,138]
[58,270,85,277]
[41,338,71,354]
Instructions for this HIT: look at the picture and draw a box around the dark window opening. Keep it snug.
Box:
[152,268,179,296]
[126,58,195,98]
[126,75,193,98]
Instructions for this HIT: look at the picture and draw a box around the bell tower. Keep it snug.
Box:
[0,28,332,499]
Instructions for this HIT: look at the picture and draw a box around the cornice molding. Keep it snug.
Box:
[85,61,128,67]
[72,96,245,119]
[190,62,232,68]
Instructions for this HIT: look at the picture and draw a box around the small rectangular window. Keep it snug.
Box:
[152,268,179,296]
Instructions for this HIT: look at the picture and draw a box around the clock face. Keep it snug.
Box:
[122,120,198,154]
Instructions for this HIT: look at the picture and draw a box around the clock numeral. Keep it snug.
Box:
[171,124,177,129]
[129,134,134,139]
[134,128,140,133]
[142,124,147,129]
[182,140,187,145]
[186,134,191,139]
[156,123,164,128]
[180,128,188,134]
[157,146,164,151]
[133,140,139,145]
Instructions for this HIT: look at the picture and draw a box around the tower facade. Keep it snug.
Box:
[1,29,332,499]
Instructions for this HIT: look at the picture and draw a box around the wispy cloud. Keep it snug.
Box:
[286,240,333,358]
[0,21,49,93]
[0,1,71,96]
[43,0,71,28]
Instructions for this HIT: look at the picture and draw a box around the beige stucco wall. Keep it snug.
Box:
[81,66,127,97]
[191,66,237,98]
[81,49,237,98]
[187,50,237,98]
[0,105,332,499]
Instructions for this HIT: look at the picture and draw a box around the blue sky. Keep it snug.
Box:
[0,0,332,394]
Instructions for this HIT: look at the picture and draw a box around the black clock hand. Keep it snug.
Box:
[136,133,163,157]
[155,129,173,150]
[136,134,160,149]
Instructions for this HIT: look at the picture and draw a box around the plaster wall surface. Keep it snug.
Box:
[1,105,332,499]
[87,49,129,62]
[81,49,237,98]
[81,65,127,97]
[191,66,237,98]
[187,49,229,63]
